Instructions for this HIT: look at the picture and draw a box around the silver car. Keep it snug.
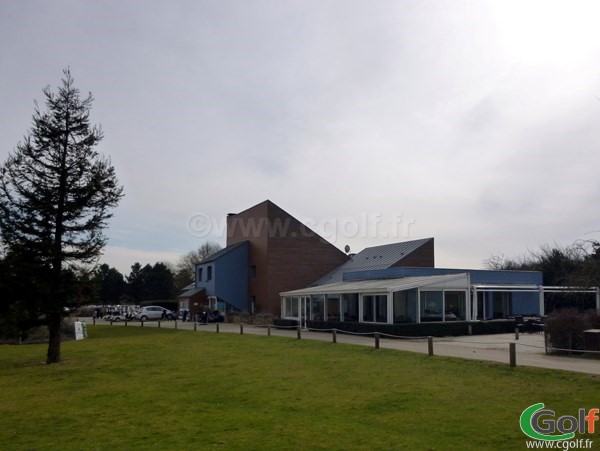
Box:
[134,306,176,321]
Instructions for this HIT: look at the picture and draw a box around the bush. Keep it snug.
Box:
[545,308,600,353]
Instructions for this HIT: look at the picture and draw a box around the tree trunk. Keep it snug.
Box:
[46,312,62,364]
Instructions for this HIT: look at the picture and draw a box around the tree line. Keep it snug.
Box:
[92,241,222,304]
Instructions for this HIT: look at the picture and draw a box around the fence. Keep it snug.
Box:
[84,317,600,371]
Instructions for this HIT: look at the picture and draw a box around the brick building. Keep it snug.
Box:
[189,200,349,316]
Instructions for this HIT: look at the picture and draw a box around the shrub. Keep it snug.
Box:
[545,308,598,353]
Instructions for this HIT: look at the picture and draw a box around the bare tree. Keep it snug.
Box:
[174,242,222,289]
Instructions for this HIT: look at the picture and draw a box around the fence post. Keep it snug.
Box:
[110,319,113,326]
[240,323,244,335]
[374,332,380,349]
[544,330,549,355]
[509,342,516,367]
[175,321,178,330]
[268,324,271,336]
[428,336,434,356]
[158,320,161,328]
[93,317,96,326]
[332,329,337,344]
[124,320,128,327]
[216,323,220,333]
[194,322,197,332]
[515,327,519,340]
[297,325,302,340]
[141,320,144,327]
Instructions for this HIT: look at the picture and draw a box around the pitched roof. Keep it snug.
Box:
[281,273,468,296]
[196,240,248,265]
[178,287,206,298]
[313,238,433,285]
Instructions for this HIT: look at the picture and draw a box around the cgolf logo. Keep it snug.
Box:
[520,403,598,441]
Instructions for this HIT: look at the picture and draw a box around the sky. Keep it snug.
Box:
[2,0,600,276]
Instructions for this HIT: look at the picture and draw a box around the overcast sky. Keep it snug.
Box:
[2,0,600,276]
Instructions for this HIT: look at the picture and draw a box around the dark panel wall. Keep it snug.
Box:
[391,239,434,267]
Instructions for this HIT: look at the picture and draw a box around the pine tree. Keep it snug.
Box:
[0,69,123,363]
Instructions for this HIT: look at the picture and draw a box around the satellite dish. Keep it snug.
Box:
[344,244,351,254]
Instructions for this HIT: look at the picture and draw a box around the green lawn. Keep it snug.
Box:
[0,326,598,450]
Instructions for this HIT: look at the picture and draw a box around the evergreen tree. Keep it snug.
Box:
[0,69,123,363]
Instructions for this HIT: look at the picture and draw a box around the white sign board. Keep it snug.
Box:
[74,321,88,340]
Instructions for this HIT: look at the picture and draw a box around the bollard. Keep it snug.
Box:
[240,323,244,335]
[296,325,301,340]
[158,320,161,328]
[467,324,472,335]
[268,324,272,336]
[509,342,516,367]
[194,322,197,332]
[93,317,96,326]
[175,321,178,330]
[125,320,127,327]
[141,320,144,327]
[216,323,220,333]
[332,329,337,344]
[515,327,519,340]
[110,319,113,326]
[428,336,434,356]
[374,332,380,349]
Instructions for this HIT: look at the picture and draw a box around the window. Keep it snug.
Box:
[284,297,299,318]
[342,293,359,322]
[420,291,466,322]
[207,266,212,281]
[420,291,443,322]
[310,295,325,320]
[362,295,388,323]
[492,292,512,318]
[326,294,340,321]
[198,267,203,281]
[445,291,466,320]
[393,289,417,323]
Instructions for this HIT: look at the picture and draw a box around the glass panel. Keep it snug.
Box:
[375,295,387,323]
[444,291,465,320]
[362,295,374,322]
[393,289,417,323]
[310,295,325,321]
[326,294,340,321]
[285,297,299,318]
[492,292,512,318]
[342,293,359,322]
[420,291,443,322]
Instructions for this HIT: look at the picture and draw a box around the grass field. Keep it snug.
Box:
[0,326,598,450]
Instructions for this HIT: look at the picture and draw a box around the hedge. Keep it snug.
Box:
[274,318,517,337]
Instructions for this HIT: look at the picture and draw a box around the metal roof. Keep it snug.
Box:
[281,273,468,296]
[313,238,433,285]
[196,240,248,265]
[178,287,206,298]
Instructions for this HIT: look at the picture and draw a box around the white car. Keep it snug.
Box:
[134,306,176,321]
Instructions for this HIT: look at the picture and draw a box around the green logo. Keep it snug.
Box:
[520,403,600,441]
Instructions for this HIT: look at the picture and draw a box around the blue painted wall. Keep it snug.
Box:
[195,242,249,311]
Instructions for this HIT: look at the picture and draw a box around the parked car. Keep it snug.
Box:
[134,306,176,321]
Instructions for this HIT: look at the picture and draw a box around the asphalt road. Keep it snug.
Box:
[80,317,600,376]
